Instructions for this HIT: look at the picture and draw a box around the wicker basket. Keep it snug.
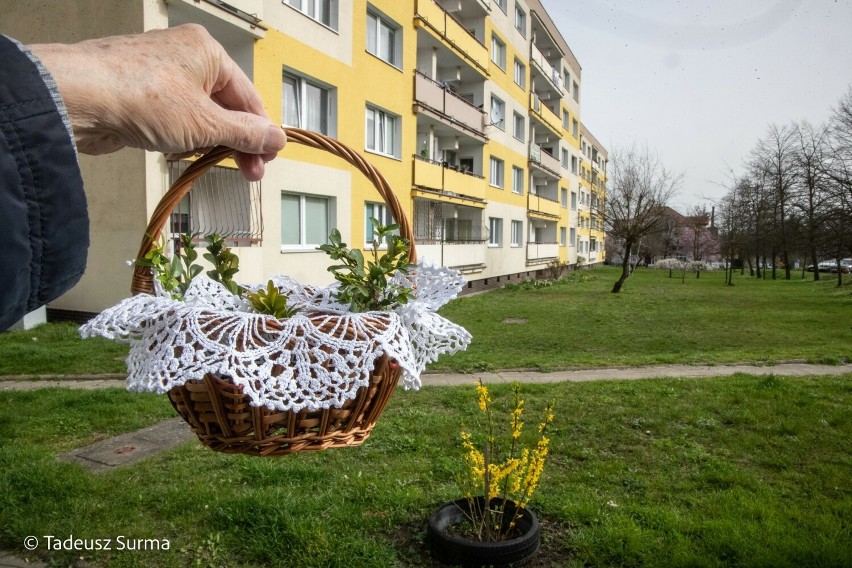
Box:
[130,128,416,456]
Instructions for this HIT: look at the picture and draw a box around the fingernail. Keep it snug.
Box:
[263,125,287,154]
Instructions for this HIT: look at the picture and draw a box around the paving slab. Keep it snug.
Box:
[59,417,195,474]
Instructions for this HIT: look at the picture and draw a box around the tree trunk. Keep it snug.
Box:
[612,242,632,293]
[811,248,820,281]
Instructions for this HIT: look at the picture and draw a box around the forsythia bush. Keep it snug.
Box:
[457,380,554,541]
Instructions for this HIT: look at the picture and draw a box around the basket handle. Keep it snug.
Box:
[131,128,416,296]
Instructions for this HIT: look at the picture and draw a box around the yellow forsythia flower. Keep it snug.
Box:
[476,381,491,413]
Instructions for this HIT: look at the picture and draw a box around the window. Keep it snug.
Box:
[571,155,578,174]
[560,227,567,246]
[281,192,333,247]
[562,109,570,129]
[365,202,395,244]
[570,227,576,247]
[511,220,523,247]
[561,148,569,168]
[367,8,400,67]
[571,191,577,209]
[490,95,505,130]
[512,166,524,194]
[489,217,503,246]
[283,72,334,135]
[563,70,571,91]
[494,0,507,13]
[489,156,504,188]
[513,58,526,89]
[561,187,568,207]
[512,112,525,141]
[285,0,337,30]
[491,35,506,70]
[365,105,400,158]
[572,118,579,138]
[514,5,526,36]
[573,81,580,102]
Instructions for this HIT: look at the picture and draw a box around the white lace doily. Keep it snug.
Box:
[80,262,471,412]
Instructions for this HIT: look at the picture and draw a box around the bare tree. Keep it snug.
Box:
[750,124,797,280]
[604,145,681,293]
[792,120,832,280]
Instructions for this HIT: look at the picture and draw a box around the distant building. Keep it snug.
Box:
[5,0,607,318]
[606,206,720,266]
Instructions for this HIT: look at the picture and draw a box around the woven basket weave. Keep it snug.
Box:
[130,128,416,456]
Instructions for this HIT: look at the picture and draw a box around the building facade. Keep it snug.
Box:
[2,0,607,316]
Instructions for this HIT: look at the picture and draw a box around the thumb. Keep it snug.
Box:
[211,107,287,155]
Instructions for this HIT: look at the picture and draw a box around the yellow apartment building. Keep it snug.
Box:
[1,0,606,318]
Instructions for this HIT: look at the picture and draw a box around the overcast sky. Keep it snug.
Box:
[539,0,852,212]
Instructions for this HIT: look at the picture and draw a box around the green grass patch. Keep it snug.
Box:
[0,267,850,375]
[435,267,852,371]
[1,376,850,567]
[0,322,127,375]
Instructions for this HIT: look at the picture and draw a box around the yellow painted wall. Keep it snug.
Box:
[253,0,416,253]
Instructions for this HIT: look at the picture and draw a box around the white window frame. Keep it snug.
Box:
[365,104,400,158]
[570,227,576,247]
[560,227,567,246]
[571,191,577,210]
[572,118,579,138]
[491,34,506,70]
[283,70,335,136]
[512,166,524,194]
[561,187,568,207]
[573,81,580,103]
[494,0,507,14]
[513,58,526,89]
[489,156,505,188]
[510,220,523,247]
[364,202,395,246]
[571,155,579,174]
[514,5,526,37]
[366,7,401,68]
[512,111,525,141]
[281,192,334,249]
[489,217,503,247]
[284,0,338,30]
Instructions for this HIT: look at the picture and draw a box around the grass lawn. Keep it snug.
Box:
[436,266,852,371]
[1,267,849,376]
[1,374,850,567]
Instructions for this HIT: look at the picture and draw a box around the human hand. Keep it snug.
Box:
[30,24,285,181]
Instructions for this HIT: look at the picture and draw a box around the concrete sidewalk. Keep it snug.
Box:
[1,362,850,392]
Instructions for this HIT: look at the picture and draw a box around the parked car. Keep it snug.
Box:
[807,259,852,273]
[830,259,852,274]
[807,260,837,272]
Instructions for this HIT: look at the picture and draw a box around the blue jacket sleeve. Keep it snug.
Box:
[0,35,89,330]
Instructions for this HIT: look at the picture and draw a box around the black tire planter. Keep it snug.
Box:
[427,497,541,567]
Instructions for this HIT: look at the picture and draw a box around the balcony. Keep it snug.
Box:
[529,143,560,178]
[527,242,559,264]
[413,156,487,203]
[417,242,486,273]
[415,0,489,75]
[527,192,561,220]
[530,93,562,137]
[530,43,564,98]
[415,71,487,139]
